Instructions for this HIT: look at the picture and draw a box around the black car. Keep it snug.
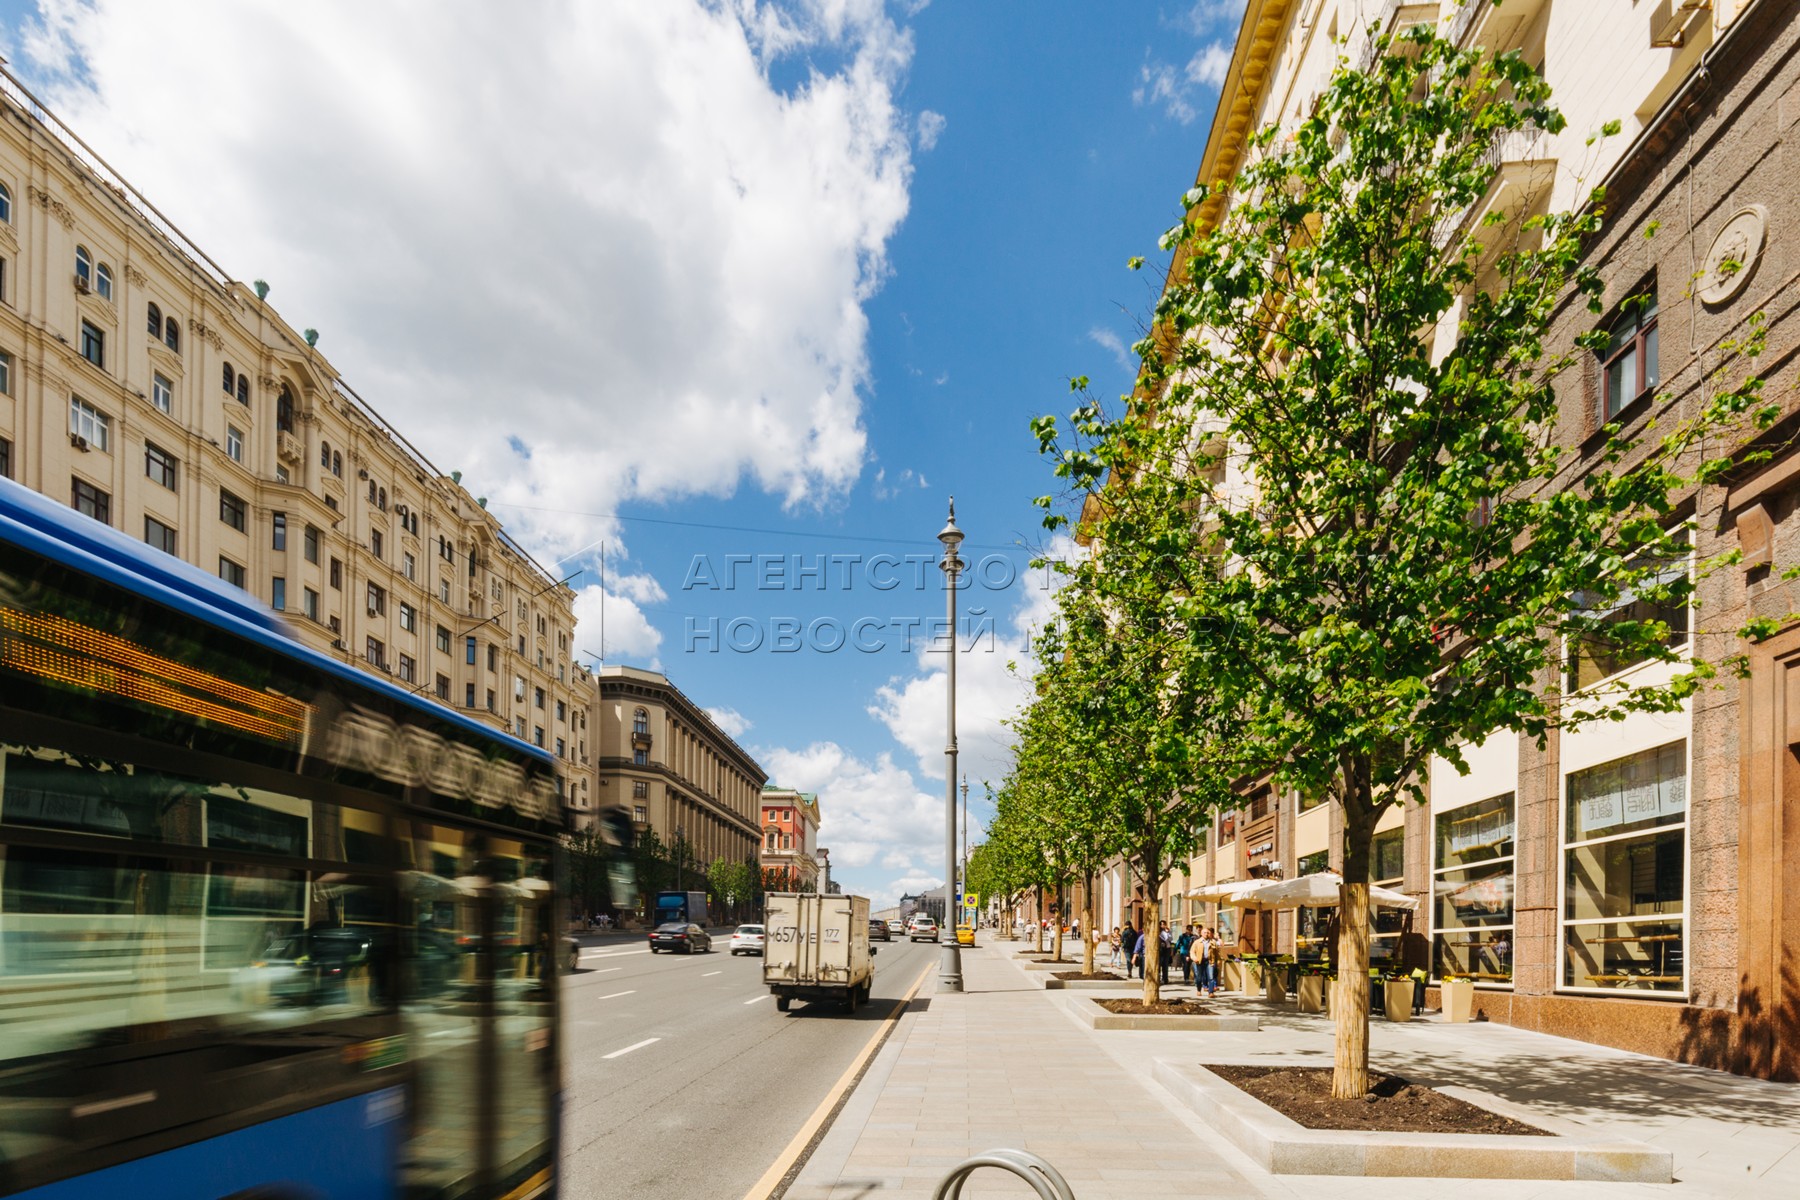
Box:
[648,922,712,954]
[869,918,890,942]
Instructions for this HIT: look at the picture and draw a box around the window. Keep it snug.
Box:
[236,374,249,406]
[303,587,319,621]
[514,675,526,702]
[1369,827,1407,967]
[69,397,111,451]
[398,653,416,684]
[633,708,649,736]
[465,683,476,708]
[329,558,342,589]
[1600,287,1659,421]
[329,615,341,636]
[144,442,177,490]
[95,263,112,301]
[556,700,566,722]
[466,636,477,665]
[634,805,648,824]
[143,516,176,555]
[79,321,103,368]
[0,182,9,222]
[0,350,11,394]
[320,440,332,469]
[147,301,161,336]
[219,489,247,532]
[75,245,91,289]
[403,551,416,581]
[399,602,416,632]
[533,726,545,748]
[437,626,452,653]
[366,583,386,616]
[436,674,451,701]
[1432,793,1515,984]
[555,737,565,757]
[226,425,243,464]
[633,748,648,766]
[439,578,450,603]
[151,372,172,414]
[1562,742,1686,994]
[70,478,109,524]
[535,687,545,709]
[515,717,527,739]
[271,512,287,551]
[370,530,383,560]
[1566,531,1690,691]
[365,637,386,669]
[633,781,649,800]
[275,465,289,484]
[332,451,342,478]
[218,557,246,589]
[487,644,498,672]
[223,363,235,394]
[377,487,387,512]
[486,689,496,713]
[164,316,180,352]
[439,535,455,563]
[270,577,287,611]
[277,385,295,434]
[303,524,320,563]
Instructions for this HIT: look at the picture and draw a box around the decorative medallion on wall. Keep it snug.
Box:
[1698,204,1768,306]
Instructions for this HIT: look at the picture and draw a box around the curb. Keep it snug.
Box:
[1066,995,1260,1031]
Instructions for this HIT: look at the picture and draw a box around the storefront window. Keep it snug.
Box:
[1431,792,1514,984]
[1562,742,1686,994]
[1370,827,1405,966]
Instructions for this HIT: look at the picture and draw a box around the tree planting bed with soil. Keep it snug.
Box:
[1206,1065,1550,1137]
[1097,998,1212,1016]
[1051,970,1125,981]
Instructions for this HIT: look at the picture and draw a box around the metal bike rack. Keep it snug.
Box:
[932,1148,1076,1200]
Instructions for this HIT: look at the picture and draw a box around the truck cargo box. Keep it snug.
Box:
[763,893,875,1013]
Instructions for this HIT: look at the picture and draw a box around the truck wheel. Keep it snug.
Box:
[845,989,859,1015]
[776,996,790,1012]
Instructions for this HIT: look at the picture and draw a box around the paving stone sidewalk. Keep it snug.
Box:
[785,943,1800,1200]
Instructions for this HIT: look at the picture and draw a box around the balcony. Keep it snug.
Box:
[277,430,304,465]
[1449,0,1548,54]
[1357,1,1444,73]
[1432,118,1555,253]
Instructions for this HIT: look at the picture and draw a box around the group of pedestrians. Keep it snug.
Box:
[1105,921,1225,994]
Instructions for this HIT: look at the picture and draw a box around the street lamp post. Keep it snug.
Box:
[960,774,969,929]
[938,499,964,993]
[675,824,684,896]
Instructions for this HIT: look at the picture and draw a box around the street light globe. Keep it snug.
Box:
[938,498,964,555]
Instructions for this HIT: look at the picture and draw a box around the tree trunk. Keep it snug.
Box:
[1033,887,1044,952]
[1052,885,1064,962]
[1081,871,1097,976]
[1143,892,1162,1004]
[1332,802,1378,1099]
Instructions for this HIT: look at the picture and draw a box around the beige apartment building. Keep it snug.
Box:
[1094,0,1800,1078]
[0,67,596,825]
[595,666,766,870]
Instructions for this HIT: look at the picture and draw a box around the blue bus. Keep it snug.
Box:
[0,477,565,1199]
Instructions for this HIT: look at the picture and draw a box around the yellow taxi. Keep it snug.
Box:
[955,924,976,946]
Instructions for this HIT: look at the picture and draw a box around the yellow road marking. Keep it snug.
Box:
[739,961,933,1200]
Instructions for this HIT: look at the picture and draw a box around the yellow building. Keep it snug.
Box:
[0,65,595,825]
[595,665,766,870]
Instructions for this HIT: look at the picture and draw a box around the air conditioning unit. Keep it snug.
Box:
[69,433,90,451]
[358,468,369,480]
[331,638,347,651]
[74,275,90,294]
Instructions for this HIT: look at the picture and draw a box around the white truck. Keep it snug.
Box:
[762,893,877,1013]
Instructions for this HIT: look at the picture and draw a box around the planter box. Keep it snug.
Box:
[1151,1060,1672,1181]
[1241,960,1265,997]
[1297,974,1326,1013]
[1042,976,1136,990]
[1383,979,1414,1022]
[1066,996,1260,1032]
[1265,969,1287,1004]
[1221,960,1244,992]
[1440,978,1475,1023]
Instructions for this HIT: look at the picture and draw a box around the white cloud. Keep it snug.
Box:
[1134,0,1244,125]
[916,109,946,151]
[570,582,662,663]
[705,706,753,738]
[20,0,924,564]
[1088,326,1134,371]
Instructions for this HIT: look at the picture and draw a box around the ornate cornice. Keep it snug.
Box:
[29,185,74,231]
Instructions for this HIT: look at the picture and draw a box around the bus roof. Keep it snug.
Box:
[0,477,556,769]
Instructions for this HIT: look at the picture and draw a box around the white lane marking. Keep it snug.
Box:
[598,991,636,1000]
[744,994,771,1005]
[702,971,722,977]
[602,1037,660,1060]
[593,967,621,974]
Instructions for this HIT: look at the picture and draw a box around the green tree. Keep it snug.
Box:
[1038,22,1772,1094]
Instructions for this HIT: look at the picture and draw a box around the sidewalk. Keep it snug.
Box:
[785,944,1800,1199]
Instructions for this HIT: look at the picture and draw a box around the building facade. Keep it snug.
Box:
[595,665,766,871]
[1100,0,1800,1078]
[0,67,597,826]
[758,786,822,890]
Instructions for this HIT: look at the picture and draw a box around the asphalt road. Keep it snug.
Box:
[559,930,937,1200]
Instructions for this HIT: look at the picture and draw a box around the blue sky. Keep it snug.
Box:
[0,0,1242,907]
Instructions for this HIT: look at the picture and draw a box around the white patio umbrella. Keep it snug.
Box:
[1188,877,1283,908]
[1255,871,1419,912]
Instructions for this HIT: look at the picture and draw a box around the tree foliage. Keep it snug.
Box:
[1034,22,1770,1094]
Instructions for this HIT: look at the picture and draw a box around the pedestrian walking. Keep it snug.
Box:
[1176,924,1194,986]
[1157,921,1172,985]
[1204,927,1222,995]
[1107,927,1122,969]
[1131,926,1146,979]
